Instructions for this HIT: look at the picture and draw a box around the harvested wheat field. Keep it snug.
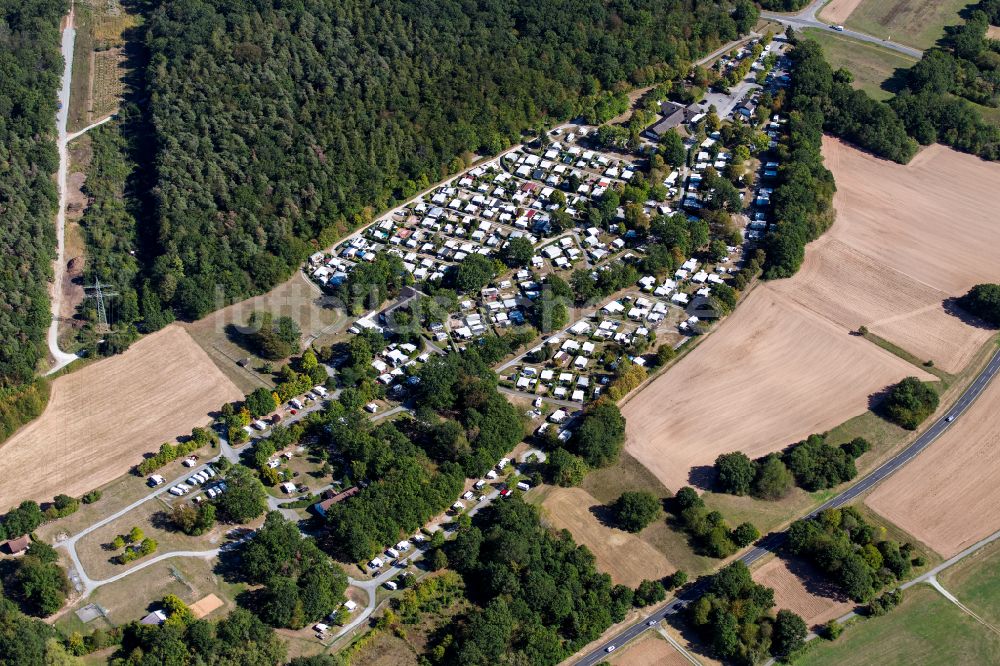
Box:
[818,0,863,24]
[0,325,242,509]
[539,487,673,587]
[624,288,928,492]
[754,557,854,629]
[824,139,1000,297]
[768,235,993,373]
[867,375,1000,558]
[626,140,1000,492]
[609,632,690,666]
[777,138,1000,372]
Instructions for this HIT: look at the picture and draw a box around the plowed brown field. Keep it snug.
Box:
[625,289,927,492]
[0,325,242,509]
[625,140,999,493]
[867,376,1000,558]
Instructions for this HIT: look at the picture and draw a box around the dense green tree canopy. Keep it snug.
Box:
[611,491,661,532]
[959,283,1000,325]
[0,0,64,387]
[140,0,751,318]
[882,377,939,430]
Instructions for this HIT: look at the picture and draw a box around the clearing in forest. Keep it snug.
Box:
[0,325,242,509]
[753,557,854,629]
[537,487,674,587]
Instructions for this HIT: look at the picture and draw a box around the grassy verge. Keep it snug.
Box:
[795,584,1000,665]
[859,330,951,382]
[941,538,1000,626]
[801,28,916,101]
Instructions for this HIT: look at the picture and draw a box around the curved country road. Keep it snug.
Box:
[574,346,1000,665]
[761,0,923,59]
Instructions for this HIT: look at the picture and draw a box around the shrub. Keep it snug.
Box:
[882,377,939,430]
[611,491,661,532]
[714,451,756,495]
[959,283,1000,325]
[633,579,666,607]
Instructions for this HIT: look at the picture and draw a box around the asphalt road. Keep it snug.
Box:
[760,0,923,59]
[574,346,1000,665]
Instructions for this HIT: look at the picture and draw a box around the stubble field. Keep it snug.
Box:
[867,374,1000,558]
[817,0,865,25]
[609,632,690,666]
[624,287,927,492]
[0,325,242,509]
[537,487,674,587]
[753,557,854,629]
[625,139,999,494]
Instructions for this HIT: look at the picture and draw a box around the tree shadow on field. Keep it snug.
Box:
[149,510,176,533]
[943,297,997,331]
[687,465,715,491]
[588,502,619,530]
[880,66,912,98]
[867,385,893,413]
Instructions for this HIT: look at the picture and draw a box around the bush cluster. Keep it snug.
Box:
[671,487,760,557]
[136,427,217,475]
[788,506,915,602]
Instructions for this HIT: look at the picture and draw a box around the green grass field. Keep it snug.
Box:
[802,28,917,101]
[796,585,1000,666]
[844,0,969,50]
[941,539,1000,627]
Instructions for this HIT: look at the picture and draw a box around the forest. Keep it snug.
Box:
[889,8,1000,159]
[439,497,630,664]
[138,0,755,319]
[763,42,836,279]
[0,0,66,439]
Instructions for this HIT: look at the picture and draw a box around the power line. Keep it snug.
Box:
[84,278,119,328]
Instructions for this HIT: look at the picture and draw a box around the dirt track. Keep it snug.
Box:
[753,557,854,628]
[625,140,998,493]
[867,375,1000,558]
[539,487,674,587]
[0,325,242,509]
